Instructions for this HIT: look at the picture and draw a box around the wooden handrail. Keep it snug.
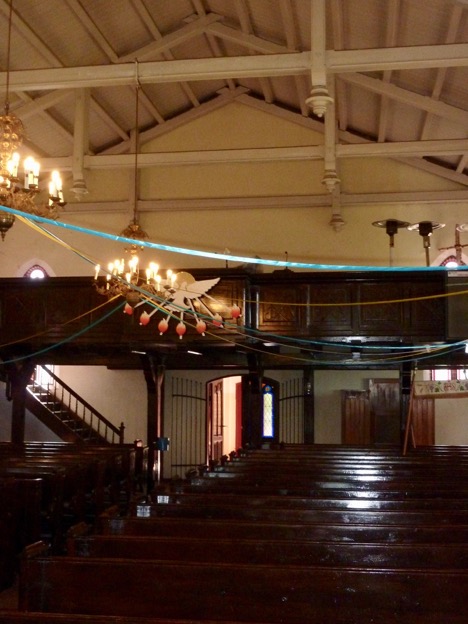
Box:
[30,365,124,444]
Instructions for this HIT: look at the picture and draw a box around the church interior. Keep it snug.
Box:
[0,0,467,621]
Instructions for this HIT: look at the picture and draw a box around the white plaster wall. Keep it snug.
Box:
[56,365,147,444]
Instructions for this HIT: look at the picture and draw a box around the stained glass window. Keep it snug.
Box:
[24,264,48,279]
[262,384,274,438]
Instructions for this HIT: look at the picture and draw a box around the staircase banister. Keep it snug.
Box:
[41,366,123,440]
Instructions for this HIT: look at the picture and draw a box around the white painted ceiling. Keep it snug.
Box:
[1,0,468,212]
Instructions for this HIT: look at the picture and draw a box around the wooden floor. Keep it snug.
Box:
[0,581,18,611]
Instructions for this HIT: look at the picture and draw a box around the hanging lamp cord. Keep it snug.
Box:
[4,0,14,115]
[132,60,140,226]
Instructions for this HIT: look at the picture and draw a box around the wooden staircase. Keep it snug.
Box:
[26,366,124,445]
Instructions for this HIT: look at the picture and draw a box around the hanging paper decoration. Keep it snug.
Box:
[96,266,242,339]
[231,304,241,319]
[158,318,169,335]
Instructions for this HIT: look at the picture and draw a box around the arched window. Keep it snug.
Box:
[440,254,465,268]
[262,384,275,438]
[24,264,48,279]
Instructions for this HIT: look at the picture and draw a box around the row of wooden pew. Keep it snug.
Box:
[3,443,468,623]
[0,441,136,590]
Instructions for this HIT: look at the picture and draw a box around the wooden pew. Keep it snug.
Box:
[0,479,20,591]
[181,479,468,498]
[127,500,468,525]
[145,491,468,511]
[66,530,468,569]
[185,473,468,498]
[18,544,468,623]
[1,615,467,624]
[6,614,465,624]
[0,476,44,590]
[0,443,135,554]
[97,511,468,543]
[0,615,299,624]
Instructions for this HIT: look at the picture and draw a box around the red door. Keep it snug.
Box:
[207,380,224,462]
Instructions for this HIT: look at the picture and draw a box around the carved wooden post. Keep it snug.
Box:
[118,422,125,444]
[241,354,264,448]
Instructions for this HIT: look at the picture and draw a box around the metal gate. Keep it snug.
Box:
[164,376,206,480]
[279,376,305,443]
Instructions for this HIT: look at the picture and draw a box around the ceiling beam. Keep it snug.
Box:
[340,73,468,126]
[37,138,468,171]
[63,188,468,215]
[337,138,468,158]
[4,42,468,92]
[327,43,468,72]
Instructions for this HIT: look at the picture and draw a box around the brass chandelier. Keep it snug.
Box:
[94,76,155,303]
[0,0,65,240]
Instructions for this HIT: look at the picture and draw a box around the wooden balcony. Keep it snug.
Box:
[0,268,459,370]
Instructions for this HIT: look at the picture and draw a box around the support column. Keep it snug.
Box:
[306,0,333,118]
[400,362,413,445]
[71,88,89,197]
[141,354,165,493]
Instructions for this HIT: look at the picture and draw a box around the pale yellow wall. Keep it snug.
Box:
[57,365,147,444]
[314,370,400,444]
[2,100,467,277]
[435,399,468,445]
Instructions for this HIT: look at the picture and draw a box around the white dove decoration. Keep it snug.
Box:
[116,270,240,338]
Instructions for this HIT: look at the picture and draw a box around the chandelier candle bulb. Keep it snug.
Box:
[24,157,39,189]
[52,170,62,191]
[7,152,19,179]
[94,265,100,280]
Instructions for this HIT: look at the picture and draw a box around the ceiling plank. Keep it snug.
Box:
[279,0,309,117]
[64,0,119,63]
[136,0,200,109]
[205,21,292,55]
[118,13,224,63]
[377,0,400,142]
[232,0,274,104]
[421,5,463,143]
